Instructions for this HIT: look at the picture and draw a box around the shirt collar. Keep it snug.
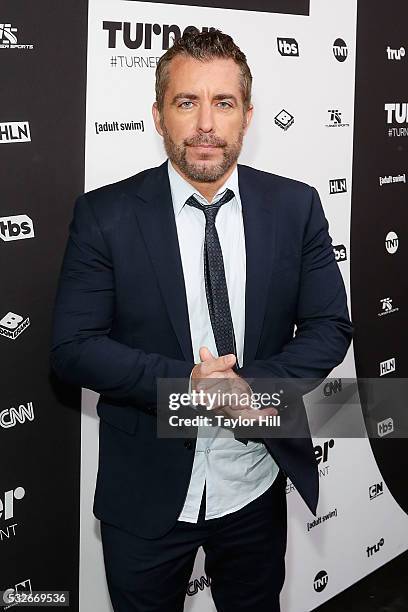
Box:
[167,159,241,218]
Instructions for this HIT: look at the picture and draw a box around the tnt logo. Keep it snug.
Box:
[0,215,34,241]
[277,38,299,57]
[0,487,25,521]
[323,379,342,397]
[385,231,399,254]
[369,482,384,500]
[377,417,394,437]
[333,244,347,262]
[0,312,30,340]
[333,38,348,62]
[313,570,328,592]
[274,109,294,130]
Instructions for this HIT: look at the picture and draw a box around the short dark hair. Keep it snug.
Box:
[155,29,252,113]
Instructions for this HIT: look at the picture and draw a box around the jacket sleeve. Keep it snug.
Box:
[239,186,353,399]
[50,194,194,406]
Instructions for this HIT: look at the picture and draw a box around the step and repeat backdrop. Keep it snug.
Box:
[1,1,407,611]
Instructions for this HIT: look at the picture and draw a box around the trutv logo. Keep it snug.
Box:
[0,215,34,241]
[103,22,216,50]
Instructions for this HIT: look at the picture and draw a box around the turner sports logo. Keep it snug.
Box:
[0,215,34,241]
[0,122,31,143]
[0,23,34,50]
[0,312,30,340]
[103,21,216,50]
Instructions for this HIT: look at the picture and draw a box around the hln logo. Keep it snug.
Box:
[0,215,34,241]
[379,357,396,376]
[329,178,347,194]
[0,312,30,340]
[377,418,394,438]
[0,121,30,143]
[369,482,383,500]
[277,38,299,57]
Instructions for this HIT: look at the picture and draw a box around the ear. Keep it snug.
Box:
[152,102,164,137]
[243,104,254,134]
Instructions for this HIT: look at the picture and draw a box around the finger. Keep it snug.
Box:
[199,346,214,362]
[201,354,236,376]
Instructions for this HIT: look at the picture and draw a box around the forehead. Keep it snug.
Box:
[165,55,242,96]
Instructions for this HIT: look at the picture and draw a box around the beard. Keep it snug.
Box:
[161,123,245,183]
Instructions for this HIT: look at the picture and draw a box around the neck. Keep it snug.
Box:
[171,161,236,203]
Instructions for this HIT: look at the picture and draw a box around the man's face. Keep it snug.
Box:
[152,55,253,183]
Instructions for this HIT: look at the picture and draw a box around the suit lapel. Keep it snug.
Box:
[130,162,194,362]
[239,165,278,366]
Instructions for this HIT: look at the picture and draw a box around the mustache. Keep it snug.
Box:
[184,135,227,148]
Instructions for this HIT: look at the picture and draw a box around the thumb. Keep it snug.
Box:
[199,346,214,362]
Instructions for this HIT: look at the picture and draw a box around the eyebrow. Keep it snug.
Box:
[171,93,238,105]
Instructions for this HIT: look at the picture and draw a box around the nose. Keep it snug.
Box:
[196,101,214,133]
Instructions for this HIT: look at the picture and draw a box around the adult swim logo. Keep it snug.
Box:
[378,297,399,317]
[379,173,406,186]
[307,508,337,532]
[103,21,216,50]
[95,120,144,135]
[313,570,328,592]
[333,38,348,62]
[385,103,408,137]
[0,24,34,50]
[329,178,347,194]
[274,109,294,130]
[0,312,30,340]
[277,38,299,57]
[0,122,31,143]
[385,231,399,254]
[0,402,34,430]
[386,46,405,61]
[326,110,349,128]
[0,215,34,241]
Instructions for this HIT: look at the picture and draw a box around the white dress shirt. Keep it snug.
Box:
[167,160,279,523]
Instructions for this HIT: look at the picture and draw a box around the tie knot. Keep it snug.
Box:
[185,188,235,223]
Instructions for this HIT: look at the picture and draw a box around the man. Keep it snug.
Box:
[51,30,352,611]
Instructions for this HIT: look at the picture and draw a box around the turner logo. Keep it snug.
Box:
[385,231,399,254]
[0,402,34,429]
[0,23,33,50]
[0,121,31,143]
[274,109,294,130]
[385,103,408,124]
[369,482,384,500]
[326,109,349,128]
[0,312,30,340]
[313,570,328,592]
[0,487,25,522]
[333,38,348,62]
[386,46,405,61]
[277,38,299,57]
[314,439,335,479]
[367,538,384,557]
[333,244,347,262]
[377,418,394,437]
[103,21,215,50]
[329,178,347,194]
[0,215,34,241]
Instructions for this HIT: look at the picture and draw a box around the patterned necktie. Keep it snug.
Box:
[185,188,239,371]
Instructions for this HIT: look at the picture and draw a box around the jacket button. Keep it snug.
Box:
[184,440,193,449]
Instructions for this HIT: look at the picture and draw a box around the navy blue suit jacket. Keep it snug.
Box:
[51,161,353,538]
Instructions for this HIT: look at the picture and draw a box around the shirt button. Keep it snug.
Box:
[184,440,193,449]
[205,448,211,454]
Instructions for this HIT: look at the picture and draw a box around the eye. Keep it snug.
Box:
[217,101,233,109]
[179,101,194,109]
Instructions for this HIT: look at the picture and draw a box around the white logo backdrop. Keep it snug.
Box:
[80,1,408,610]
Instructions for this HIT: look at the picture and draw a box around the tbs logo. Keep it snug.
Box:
[333,244,347,262]
[377,417,394,437]
[0,312,30,340]
[0,215,34,241]
[277,38,299,57]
